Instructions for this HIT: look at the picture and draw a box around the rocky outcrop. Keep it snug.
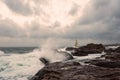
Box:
[72,43,105,56]
[105,46,120,61]
[31,61,120,80]
[105,52,120,61]
[31,44,120,80]
[65,47,76,51]
[39,57,50,65]
[71,51,88,56]
[106,46,120,53]
[79,43,105,53]
[87,59,120,68]
[105,48,114,53]
[114,47,120,53]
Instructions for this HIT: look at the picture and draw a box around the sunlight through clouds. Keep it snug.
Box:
[0,0,119,46]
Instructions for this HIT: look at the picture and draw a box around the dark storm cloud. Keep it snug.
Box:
[3,0,33,16]
[68,0,120,42]
[96,19,120,42]
[79,0,120,24]
[1,0,120,44]
[0,18,26,37]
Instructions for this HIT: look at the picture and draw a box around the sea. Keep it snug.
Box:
[0,47,44,80]
[0,45,118,80]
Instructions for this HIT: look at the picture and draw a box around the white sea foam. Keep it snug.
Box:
[74,51,106,61]
[0,48,105,80]
[0,39,73,80]
[0,49,44,80]
[0,50,5,56]
[106,46,119,50]
[0,39,109,80]
[38,39,72,63]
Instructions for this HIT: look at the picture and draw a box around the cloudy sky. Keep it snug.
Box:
[0,0,120,47]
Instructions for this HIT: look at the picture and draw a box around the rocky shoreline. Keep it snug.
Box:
[31,43,120,80]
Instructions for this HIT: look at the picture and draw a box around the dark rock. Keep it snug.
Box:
[79,43,105,53]
[89,60,120,68]
[66,47,76,51]
[105,47,120,61]
[105,52,120,61]
[101,54,105,58]
[39,57,50,65]
[105,48,115,53]
[71,51,88,56]
[105,46,120,53]
[31,44,120,80]
[31,61,120,80]
[115,47,120,53]
[72,43,105,56]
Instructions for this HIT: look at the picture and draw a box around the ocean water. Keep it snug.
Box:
[0,46,77,80]
[0,47,44,80]
[0,45,116,80]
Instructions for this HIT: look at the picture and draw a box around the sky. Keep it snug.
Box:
[0,0,120,47]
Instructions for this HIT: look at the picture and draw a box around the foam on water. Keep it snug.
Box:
[0,39,112,80]
[0,49,44,80]
[0,38,73,80]
[0,50,5,56]
[38,38,75,63]
[106,46,119,50]
[74,51,106,61]
[0,48,106,80]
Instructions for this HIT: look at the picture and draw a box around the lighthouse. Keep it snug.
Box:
[74,40,78,48]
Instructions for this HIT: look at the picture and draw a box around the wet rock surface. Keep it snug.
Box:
[72,43,105,56]
[31,61,120,80]
[65,47,76,51]
[115,47,120,53]
[106,46,120,53]
[105,47,120,61]
[105,52,120,61]
[31,44,120,80]
[87,59,120,68]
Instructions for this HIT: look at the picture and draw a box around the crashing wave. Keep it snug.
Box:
[0,48,44,80]
[0,50,5,56]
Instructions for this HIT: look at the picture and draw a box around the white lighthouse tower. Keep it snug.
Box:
[74,40,78,48]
